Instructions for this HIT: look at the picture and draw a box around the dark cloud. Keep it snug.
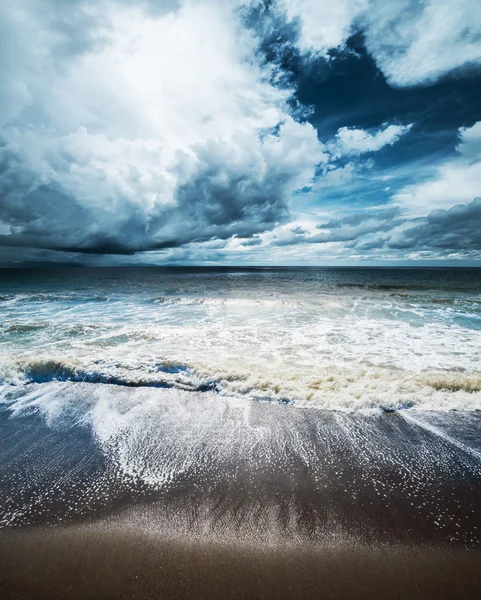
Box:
[271,207,405,246]
[0,122,320,254]
[388,198,481,251]
[291,225,307,234]
[318,207,401,230]
[267,197,481,256]
[281,199,481,254]
[0,0,324,259]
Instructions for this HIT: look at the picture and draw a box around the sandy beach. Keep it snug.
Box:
[1,526,481,600]
[1,385,481,598]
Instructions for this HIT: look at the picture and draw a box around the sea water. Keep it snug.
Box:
[1,267,480,412]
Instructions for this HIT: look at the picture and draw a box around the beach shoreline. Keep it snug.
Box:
[1,386,481,598]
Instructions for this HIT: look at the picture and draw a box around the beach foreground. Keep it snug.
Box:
[1,527,481,600]
[1,384,481,599]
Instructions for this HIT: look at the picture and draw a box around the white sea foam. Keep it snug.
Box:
[2,381,480,506]
[1,270,480,412]
[1,356,480,412]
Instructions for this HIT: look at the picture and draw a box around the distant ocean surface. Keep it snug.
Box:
[1,267,480,412]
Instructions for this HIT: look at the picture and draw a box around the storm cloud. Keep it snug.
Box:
[0,1,323,256]
[0,0,481,265]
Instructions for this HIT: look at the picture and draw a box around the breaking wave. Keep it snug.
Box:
[0,358,216,393]
[1,356,480,412]
[0,293,111,304]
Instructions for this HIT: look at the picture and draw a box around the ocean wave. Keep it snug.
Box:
[209,365,481,411]
[336,282,481,293]
[7,293,112,304]
[419,373,481,394]
[0,358,216,393]
[150,296,184,304]
[149,296,286,307]
[66,324,101,335]
[1,356,480,412]
[4,322,51,333]
[145,294,481,316]
[2,381,480,514]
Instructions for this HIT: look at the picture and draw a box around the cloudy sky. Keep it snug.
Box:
[1,0,481,266]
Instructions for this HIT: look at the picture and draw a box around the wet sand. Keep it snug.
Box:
[1,384,481,598]
[1,526,481,600]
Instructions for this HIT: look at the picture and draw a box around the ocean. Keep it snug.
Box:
[1,267,481,598]
[1,267,481,410]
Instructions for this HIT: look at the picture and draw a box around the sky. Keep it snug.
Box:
[0,0,481,266]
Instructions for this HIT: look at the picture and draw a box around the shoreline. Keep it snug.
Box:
[2,386,481,598]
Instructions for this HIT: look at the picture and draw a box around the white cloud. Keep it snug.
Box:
[363,0,481,86]
[275,0,367,54]
[328,123,412,157]
[274,0,481,86]
[393,121,481,215]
